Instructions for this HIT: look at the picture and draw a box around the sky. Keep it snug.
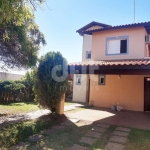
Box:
[35,0,150,64]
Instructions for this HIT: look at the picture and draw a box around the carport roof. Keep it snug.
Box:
[69,58,150,66]
[68,58,150,75]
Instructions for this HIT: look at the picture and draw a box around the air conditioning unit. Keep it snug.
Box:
[145,35,150,42]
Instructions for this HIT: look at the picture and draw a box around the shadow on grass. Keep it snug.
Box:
[0,113,68,148]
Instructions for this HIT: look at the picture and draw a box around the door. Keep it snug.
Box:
[144,77,150,111]
[87,79,90,102]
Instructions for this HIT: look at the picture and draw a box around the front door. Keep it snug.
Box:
[144,77,150,111]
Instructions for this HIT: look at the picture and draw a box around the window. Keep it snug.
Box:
[76,75,81,85]
[106,36,129,55]
[86,51,91,59]
[98,75,105,85]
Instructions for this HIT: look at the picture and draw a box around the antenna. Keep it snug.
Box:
[133,0,135,23]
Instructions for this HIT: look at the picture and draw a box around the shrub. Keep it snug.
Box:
[0,71,35,103]
[33,52,68,114]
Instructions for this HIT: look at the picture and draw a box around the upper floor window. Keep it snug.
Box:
[86,51,91,59]
[106,36,129,55]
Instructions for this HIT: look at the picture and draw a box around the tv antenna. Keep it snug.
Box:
[133,0,135,23]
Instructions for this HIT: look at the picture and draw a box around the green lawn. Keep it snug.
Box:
[125,128,150,150]
[0,102,79,116]
[0,102,40,116]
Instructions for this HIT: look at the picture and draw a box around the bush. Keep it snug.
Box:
[33,52,68,114]
[0,71,35,103]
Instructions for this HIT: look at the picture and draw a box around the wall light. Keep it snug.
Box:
[118,75,121,79]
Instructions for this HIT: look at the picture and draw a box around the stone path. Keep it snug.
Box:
[69,123,110,150]
[105,126,131,150]
[64,103,86,111]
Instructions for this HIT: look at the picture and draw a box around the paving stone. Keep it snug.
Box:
[105,142,125,150]
[92,127,107,133]
[116,127,131,132]
[11,142,30,150]
[97,123,110,129]
[69,144,87,150]
[75,120,93,127]
[69,118,80,123]
[80,137,97,145]
[41,129,56,135]
[113,131,129,137]
[28,134,43,142]
[42,129,55,135]
[109,136,127,144]
[85,131,102,138]
[61,121,73,126]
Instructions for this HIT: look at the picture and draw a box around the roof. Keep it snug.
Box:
[69,58,150,66]
[76,21,112,35]
[78,21,150,35]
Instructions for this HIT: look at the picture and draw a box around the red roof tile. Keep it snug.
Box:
[69,58,150,66]
[82,21,150,34]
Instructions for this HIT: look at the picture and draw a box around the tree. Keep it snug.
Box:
[33,52,68,114]
[0,0,46,69]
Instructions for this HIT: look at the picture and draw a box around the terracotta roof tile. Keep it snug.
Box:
[82,21,150,34]
[68,58,150,66]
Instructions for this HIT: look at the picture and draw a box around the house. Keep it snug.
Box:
[68,21,150,112]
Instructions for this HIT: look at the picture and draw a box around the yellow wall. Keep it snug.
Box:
[90,75,149,111]
[92,27,147,60]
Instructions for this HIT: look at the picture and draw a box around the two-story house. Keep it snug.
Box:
[69,21,150,112]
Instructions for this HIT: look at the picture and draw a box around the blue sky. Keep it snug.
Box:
[35,0,150,63]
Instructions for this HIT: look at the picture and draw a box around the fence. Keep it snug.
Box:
[0,81,34,103]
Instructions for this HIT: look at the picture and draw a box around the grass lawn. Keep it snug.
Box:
[0,101,80,116]
[125,128,150,150]
[0,102,40,116]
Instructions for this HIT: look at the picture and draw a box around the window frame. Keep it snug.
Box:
[86,51,92,59]
[106,35,129,55]
[76,75,81,85]
[98,74,106,85]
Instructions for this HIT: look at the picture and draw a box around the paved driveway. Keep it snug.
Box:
[66,107,150,130]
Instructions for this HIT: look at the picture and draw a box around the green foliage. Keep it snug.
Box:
[0,0,46,69]
[33,52,68,114]
[0,71,36,103]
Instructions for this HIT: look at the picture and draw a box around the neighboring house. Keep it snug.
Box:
[69,21,150,112]
[0,72,23,80]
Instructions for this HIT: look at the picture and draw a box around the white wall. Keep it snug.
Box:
[73,74,89,102]
[82,34,92,61]
[0,72,23,80]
